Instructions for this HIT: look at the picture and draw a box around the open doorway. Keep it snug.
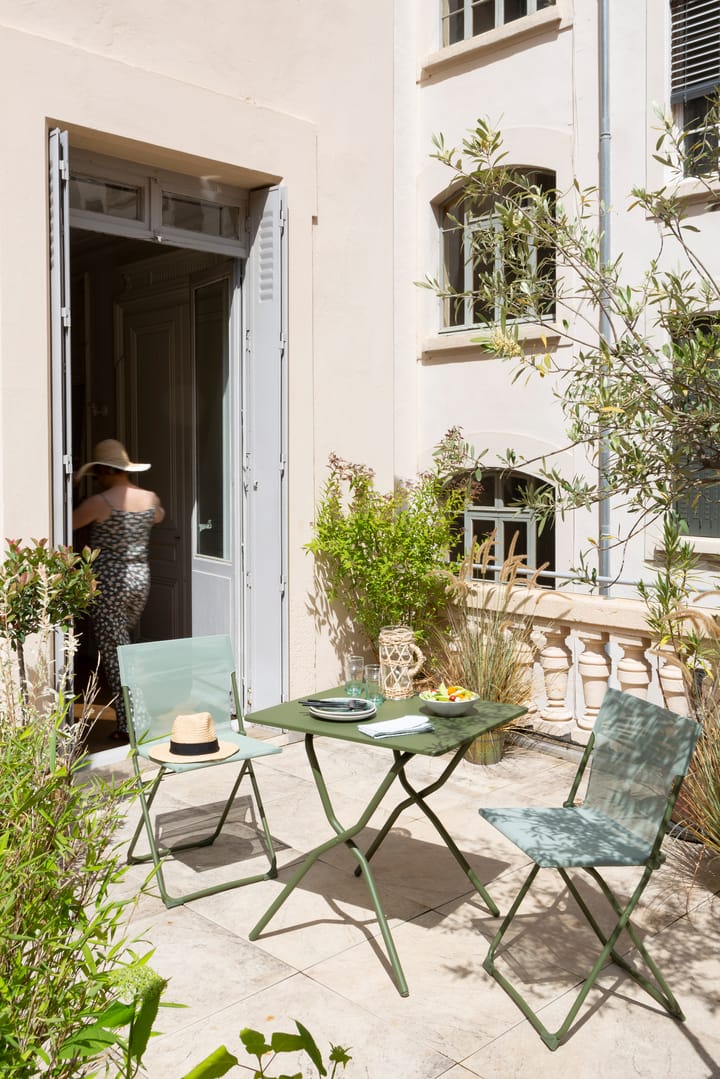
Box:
[70,232,237,734]
[50,131,289,747]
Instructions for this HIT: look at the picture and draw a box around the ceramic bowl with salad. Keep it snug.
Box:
[419,683,479,717]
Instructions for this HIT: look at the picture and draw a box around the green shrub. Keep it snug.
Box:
[0,537,97,698]
[0,550,165,1077]
[306,429,482,651]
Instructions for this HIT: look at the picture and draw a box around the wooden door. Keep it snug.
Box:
[118,293,191,640]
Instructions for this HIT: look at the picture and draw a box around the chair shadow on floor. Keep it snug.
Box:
[136,795,293,877]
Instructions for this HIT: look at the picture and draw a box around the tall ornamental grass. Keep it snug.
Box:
[430,532,539,710]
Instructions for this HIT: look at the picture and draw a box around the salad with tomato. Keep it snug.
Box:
[424,682,476,703]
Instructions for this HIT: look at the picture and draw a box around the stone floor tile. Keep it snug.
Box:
[139,971,455,1079]
[107,734,720,1079]
[192,853,429,972]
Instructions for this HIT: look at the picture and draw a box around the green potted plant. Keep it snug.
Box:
[306,429,483,658]
[636,514,720,857]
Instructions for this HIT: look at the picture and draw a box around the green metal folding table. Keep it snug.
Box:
[247,690,526,996]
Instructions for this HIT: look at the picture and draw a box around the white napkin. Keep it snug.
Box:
[357,715,434,739]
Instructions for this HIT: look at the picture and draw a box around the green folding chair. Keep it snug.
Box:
[118,634,281,908]
[480,687,700,1050]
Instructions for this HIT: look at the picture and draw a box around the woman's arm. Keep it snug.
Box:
[72,494,101,530]
[153,495,165,525]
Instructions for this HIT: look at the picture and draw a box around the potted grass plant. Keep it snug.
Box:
[430,532,540,764]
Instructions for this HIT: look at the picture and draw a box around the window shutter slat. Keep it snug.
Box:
[672,0,720,104]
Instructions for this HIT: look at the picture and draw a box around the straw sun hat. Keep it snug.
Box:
[76,439,151,480]
[147,712,238,764]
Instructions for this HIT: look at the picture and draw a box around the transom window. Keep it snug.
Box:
[68,150,248,257]
[671,0,720,175]
[442,0,555,47]
[440,170,555,330]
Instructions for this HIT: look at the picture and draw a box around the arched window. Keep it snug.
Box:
[440,169,555,330]
[457,469,555,587]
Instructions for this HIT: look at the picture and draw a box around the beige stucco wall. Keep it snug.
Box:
[3,1,720,700]
[0,1,396,694]
[403,0,720,595]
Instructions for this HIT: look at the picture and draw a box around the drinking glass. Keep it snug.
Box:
[364,664,383,706]
[344,654,365,697]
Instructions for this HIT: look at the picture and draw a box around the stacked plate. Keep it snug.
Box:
[305,697,377,722]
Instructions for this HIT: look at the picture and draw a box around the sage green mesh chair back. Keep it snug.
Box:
[120,635,243,753]
[118,634,281,908]
[584,691,698,849]
[479,688,699,1051]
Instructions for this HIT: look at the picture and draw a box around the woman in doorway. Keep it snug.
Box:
[73,439,165,742]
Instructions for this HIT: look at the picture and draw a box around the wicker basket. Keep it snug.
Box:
[465,729,506,766]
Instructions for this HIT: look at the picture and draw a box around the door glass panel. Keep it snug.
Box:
[69,174,143,220]
[163,192,240,239]
[194,278,229,559]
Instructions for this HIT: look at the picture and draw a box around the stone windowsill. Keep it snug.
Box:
[420,322,563,363]
[420,5,565,83]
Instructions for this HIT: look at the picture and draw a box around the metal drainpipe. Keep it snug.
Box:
[598,0,612,595]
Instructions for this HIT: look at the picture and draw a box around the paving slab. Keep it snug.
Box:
[101,735,720,1079]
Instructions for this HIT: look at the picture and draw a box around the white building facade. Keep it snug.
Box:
[0,1,717,709]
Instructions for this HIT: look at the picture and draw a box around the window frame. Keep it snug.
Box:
[671,315,720,539]
[459,469,555,588]
[439,169,555,332]
[671,0,720,176]
[441,0,555,48]
[68,150,249,257]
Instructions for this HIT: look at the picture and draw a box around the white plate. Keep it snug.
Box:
[308,698,377,722]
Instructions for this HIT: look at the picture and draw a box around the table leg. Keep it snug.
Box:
[248,734,411,996]
[354,743,500,916]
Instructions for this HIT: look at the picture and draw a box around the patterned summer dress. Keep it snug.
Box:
[90,495,156,732]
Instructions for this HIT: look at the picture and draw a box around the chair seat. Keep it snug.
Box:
[118,635,282,907]
[136,726,281,772]
[479,690,699,1049]
[480,805,653,867]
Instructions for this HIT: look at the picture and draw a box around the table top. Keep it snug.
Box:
[248,689,526,757]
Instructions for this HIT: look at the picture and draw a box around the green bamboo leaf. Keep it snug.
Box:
[129,991,161,1061]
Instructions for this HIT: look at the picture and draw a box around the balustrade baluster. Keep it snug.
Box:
[576,630,610,729]
[538,624,572,722]
[615,635,651,699]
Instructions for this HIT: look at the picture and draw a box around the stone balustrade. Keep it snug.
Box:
[464,581,699,746]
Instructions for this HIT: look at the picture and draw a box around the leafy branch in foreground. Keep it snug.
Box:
[0,632,168,1077]
[0,537,97,698]
[182,1021,352,1078]
[422,101,720,544]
